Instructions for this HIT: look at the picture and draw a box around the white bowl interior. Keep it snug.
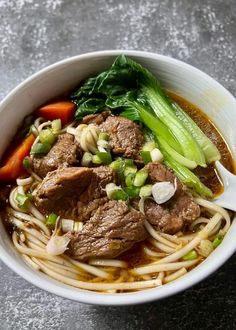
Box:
[0,50,236,305]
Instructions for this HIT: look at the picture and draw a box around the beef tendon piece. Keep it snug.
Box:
[67,200,148,260]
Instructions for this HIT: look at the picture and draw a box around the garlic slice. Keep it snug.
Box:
[152,181,176,204]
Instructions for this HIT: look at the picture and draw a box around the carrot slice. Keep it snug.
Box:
[37,101,76,125]
[0,134,35,182]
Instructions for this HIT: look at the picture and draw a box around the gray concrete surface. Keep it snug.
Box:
[0,0,236,329]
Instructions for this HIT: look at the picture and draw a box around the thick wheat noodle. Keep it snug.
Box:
[143,245,167,257]
[27,202,45,222]
[190,217,209,230]
[159,233,182,244]
[157,271,165,282]
[194,197,230,234]
[16,176,33,186]
[27,241,46,252]
[144,220,179,248]
[16,185,45,222]
[149,238,176,253]
[37,259,80,280]
[11,218,49,244]
[33,258,162,291]
[37,121,52,132]
[66,127,77,135]
[21,254,40,271]
[132,259,199,276]
[177,233,197,243]
[9,188,25,212]
[45,260,85,276]
[27,169,42,182]
[89,259,127,268]
[154,213,222,265]
[34,117,44,129]
[164,268,187,283]
[25,233,47,248]
[12,210,50,236]
[30,135,40,151]
[65,257,110,279]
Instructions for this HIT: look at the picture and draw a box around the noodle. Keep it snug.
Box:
[132,259,199,276]
[3,113,232,293]
[163,268,187,283]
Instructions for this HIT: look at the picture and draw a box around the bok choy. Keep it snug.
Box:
[70,55,219,197]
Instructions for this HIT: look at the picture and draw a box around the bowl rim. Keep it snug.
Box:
[0,49,236,306]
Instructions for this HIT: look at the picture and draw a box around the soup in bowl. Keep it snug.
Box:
[0,50,236,305]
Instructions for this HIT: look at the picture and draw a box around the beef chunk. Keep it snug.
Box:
[99,116,144,160]
[143,162,200,234]
[81,111,111,125]
[67,200,147,260]
[34,166,116,221]
[32,133,82,178]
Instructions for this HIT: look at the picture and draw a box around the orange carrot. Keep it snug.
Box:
[0,134,35,182]
[37,101,76,125]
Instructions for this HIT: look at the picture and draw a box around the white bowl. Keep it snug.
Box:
[0,50,236,306]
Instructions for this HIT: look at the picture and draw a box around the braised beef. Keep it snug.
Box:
[142,162,200,234]
[34,166,116,221]
[32,133,82,178]
[67,200,147,260]
[81,111,111,125]
[99,116,144,160]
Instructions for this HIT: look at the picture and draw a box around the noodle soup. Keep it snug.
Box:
[0,55,234,293]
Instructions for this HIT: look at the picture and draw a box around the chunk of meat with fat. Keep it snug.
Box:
[67,200,148,260]
[34,166,116,221]
[32,133,82,178]
[143,162,200,234]
[99,116,144,160]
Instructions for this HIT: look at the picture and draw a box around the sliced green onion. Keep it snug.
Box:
[198,239,213,257]
[124,166,137,177]
[124,186,140,198]
[142,141,156,152]
[46,213,58,226]
[150,148,164,163]
[140,150,152,164]
[96,151,112,164]
[182,250,198,260]
[26,193,33,201]
[92,154,103,165]
[139,184,152,197]
[109,160,124,172]
[51,119,62,133]
[39,128,56,145]
[212,234,224,248]
[125,173,135,187]
[29,125,38,136]
[15,193,28,209]
[98,132,109,141]
[81,152,93,166]
[112,189,128,201]
[123,159,134,167]
[97,139,109,149]
[31,143,52,155]
[105,183,128,201]
[133,170,148,187]
[22,157,30,169]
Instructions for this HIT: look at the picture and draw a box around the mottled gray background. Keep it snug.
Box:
[0,0,236,329]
